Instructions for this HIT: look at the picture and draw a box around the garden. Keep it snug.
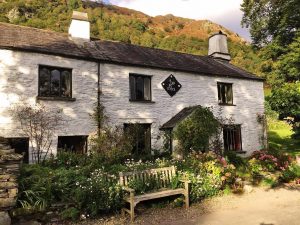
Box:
[9,105,300,224]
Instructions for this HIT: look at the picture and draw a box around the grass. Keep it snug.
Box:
[268,118,300,156]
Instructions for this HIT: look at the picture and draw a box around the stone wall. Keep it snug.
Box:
[0,49,98,162]
[0,138,23,225]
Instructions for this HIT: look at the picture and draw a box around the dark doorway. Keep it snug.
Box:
[124,123,151,157]
[7,138,29,163]
[57,136,88,154]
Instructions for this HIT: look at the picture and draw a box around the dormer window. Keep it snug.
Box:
[129,74,152,101]
[38,66,72,98]
[217,82,233,105]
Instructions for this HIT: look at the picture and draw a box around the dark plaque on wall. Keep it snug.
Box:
[161,74,182,97]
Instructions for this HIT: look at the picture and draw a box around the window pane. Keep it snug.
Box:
[217,84,221,102]
[221,84,226,103]
[223,125,242,151]
[61,70,71,97]
[135,76,144,100]
[129,75,136,100]
[144,77,151,101]
[50,69,60,96]
[226,85,233,104]
[39,68,50,96]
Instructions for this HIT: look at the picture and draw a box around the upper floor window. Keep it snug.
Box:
[129,74,151,101]
[38,66,72,98]
[217,82,233,105]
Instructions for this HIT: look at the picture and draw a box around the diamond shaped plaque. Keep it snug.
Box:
[161,74,182,97]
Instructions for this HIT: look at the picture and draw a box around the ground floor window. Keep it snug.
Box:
[223,125,242,152]
[7,138,29,163]
[57,136,88,154]
[124,123,151,156]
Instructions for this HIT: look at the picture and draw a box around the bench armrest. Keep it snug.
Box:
[122,186,135,193]
[179,179,191,184]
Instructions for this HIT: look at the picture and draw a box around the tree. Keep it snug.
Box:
[12,103,63,163]
[241,0,300,47]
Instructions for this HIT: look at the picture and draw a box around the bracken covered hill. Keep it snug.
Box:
[0,0,263,76]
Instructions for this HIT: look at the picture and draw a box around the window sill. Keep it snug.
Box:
[218,103,236,106]
[37,96,76,102]
[129,100,155,104]
[234,151,246,154]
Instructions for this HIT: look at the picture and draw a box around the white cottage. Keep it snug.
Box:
[0,12,265,162]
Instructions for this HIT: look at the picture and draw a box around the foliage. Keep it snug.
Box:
[11,103,63,163]
[250,150,293,172]
[60,207,80,221]
[90,102,132,164]
[175,151,237,201]
[0,0,265,78]
[174,106,220,154]
[224,151,247,169]
[267,82,300,119]
[18,163,123,219]
[280,163,300,183]
[267,82,300,138]
[241,0,300,47]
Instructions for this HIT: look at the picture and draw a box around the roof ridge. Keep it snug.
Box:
[0,22,69,37]
[97,39,208,59]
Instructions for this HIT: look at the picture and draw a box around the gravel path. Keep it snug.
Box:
[72,185,300,225]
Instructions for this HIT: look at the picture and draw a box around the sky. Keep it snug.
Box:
[109,0,250,41]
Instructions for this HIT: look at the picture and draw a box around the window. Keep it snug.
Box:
[223,125,242,152]
[217,82,233,105]
[124,123,151,156]
[39,66,72,98]
[129,74,151,101]
[57,136,88,154]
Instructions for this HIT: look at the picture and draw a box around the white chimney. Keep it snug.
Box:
[69,11,90,40]
[208,31,231,61]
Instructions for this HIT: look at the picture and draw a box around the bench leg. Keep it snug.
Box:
[184,193,189,208]
[184,181,190,209]
[130,201,135,222]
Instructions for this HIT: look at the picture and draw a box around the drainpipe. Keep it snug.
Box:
[97,62,101,137]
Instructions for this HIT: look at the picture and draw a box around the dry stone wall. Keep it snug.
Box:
[0,137,23,225]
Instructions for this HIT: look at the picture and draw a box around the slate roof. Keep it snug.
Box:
[0,22,264,81]
[160,106,200,130]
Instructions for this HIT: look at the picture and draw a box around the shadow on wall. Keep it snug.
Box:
[0,40,99,158]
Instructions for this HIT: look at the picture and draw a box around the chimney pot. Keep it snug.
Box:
[69,11,90,41]
[208,31,231,61]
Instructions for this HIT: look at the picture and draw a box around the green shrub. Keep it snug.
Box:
[60,207,80,221]
[280,164,300,182]
[224,151,247,168]
[174,106,220,154]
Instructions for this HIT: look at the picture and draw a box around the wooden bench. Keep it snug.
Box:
[119,166,190,221]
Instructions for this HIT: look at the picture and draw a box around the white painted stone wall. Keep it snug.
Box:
[100,63,265,156]
[0,49,98,162]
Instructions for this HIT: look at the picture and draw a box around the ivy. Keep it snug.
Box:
[174,106,220,154]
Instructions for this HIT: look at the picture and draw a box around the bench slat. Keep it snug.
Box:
[124,188,185,203]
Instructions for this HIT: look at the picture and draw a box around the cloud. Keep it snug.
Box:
[109,0,250,41]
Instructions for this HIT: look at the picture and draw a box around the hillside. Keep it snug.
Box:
[0,0,264,76]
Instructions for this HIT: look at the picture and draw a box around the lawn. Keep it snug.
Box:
[268,120,300,156]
